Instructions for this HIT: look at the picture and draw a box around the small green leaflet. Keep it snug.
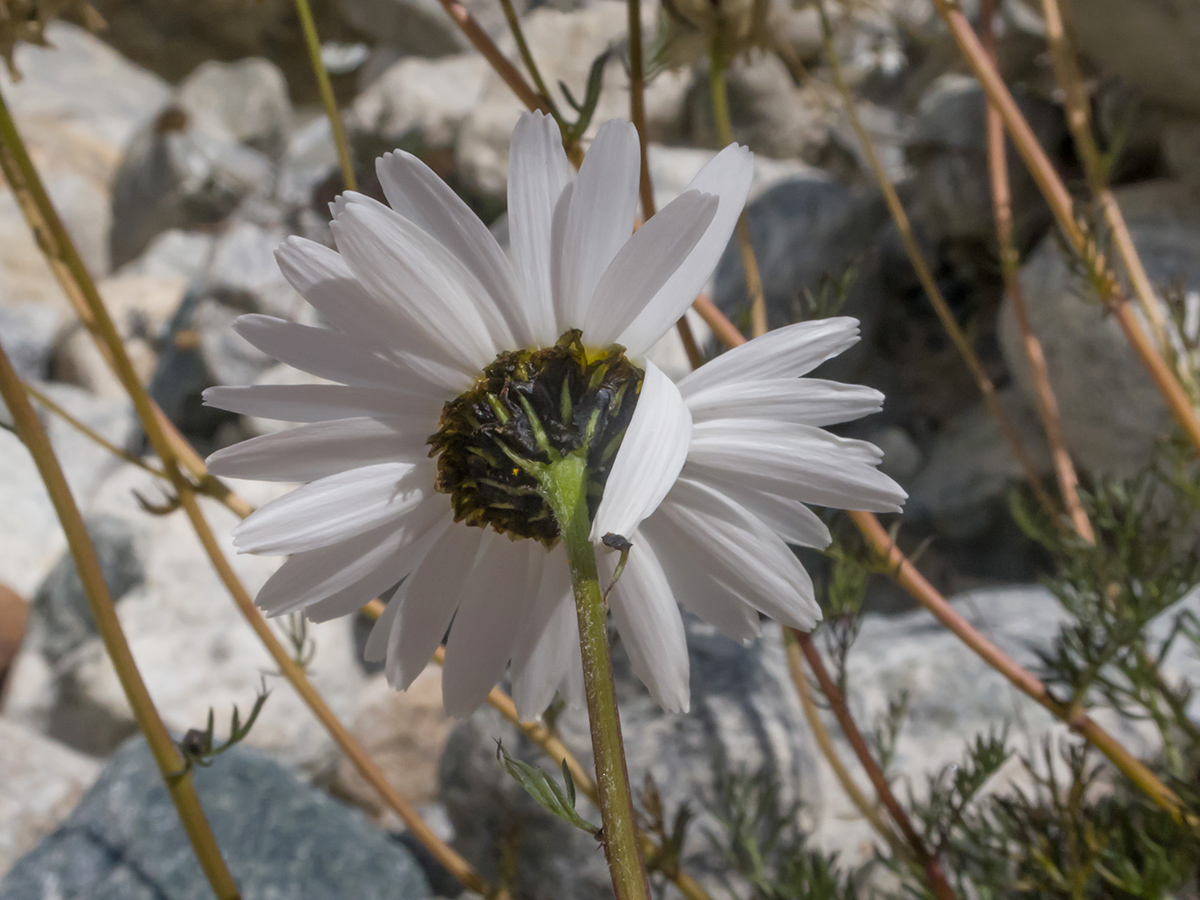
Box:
[496,741,600,838]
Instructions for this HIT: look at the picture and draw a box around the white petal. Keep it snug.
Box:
[332,194,512,373]
[231,461,432,555]
[441,534,543,717]
[233,315,408,389]
[202,383,440,423]
[254,498,449,615]
[581,190,718,346]
[682,470,832,549]
[275,237,470,393]
[365,588,404,662]
[206,417,421,483]
[388,522,486,690]
[678,317,861,397]
[605,538,690,712]
[377,151,521,345]
[685,419,907,512]
[617,144,754,355]
[656,479,822,630]
[591,361,692,542]
[507,112,573,346]
[641,517,762,642]
[556,120,640,329]
[510,544,574,721]
[684,378,884,427]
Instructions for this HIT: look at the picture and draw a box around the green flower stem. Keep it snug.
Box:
[707,32,767,339]
[293,0,357,192]
[538,455,652,900]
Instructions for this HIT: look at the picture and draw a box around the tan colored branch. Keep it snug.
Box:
[980,0,1094,543]
[928,0,1200,458]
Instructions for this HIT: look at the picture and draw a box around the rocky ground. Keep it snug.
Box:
[1,0,1199,896]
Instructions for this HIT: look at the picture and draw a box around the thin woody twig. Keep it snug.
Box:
[981,0,1094,543]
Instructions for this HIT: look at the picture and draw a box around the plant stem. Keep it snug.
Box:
[0,343,240,900]
[540,456,651,900]
[793,631,960,900]
[293,0,356,192]
[980,0,1093,542]
[499,0,557,114]
[708,33,767,339]
[814,0,1057,520]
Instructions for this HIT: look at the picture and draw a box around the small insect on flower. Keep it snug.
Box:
[204,111,905,719]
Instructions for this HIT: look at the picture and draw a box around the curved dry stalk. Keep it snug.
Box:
[792,631,959,900]
[293,0,356,192]
[24,380,168,482]
[814,0,1057,519]
[783,633,904,856]
[0,84,491,897]
[927,0,1200,458]
[980,0,1094,543]
[0,343,240,900]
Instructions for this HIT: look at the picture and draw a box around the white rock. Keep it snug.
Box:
[351,54,489,149]
[455,1,691,198]
[6,465,367,778]
[0,385,135,598]
[0,718,101,878]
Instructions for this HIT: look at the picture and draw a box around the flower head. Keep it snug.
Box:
[204,111,905,718]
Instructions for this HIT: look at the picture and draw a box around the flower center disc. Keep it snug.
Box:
[428,330,643,546]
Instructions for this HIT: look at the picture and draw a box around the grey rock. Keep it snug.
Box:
[0,305,67,382]
[28,516,143,666]
[1164,116,1200,190]
[110,109,275,269]
[340,0,519,57]
[0,739,432,900]
[0,385,134,598]
[711,175,889,369]
[0,23,170,152]
[687,55,834,162]
[1000,180,1200,476]
[1070,0,1200,117]
[176,59,292,160]
[351,53,488,150]
[0,719,101,879]
[116,230,217,282]
[908,73,1066,248]
[2,467,366,773]
[439,618,817,900]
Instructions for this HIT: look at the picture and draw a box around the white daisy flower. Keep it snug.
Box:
[203,111,906,719]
